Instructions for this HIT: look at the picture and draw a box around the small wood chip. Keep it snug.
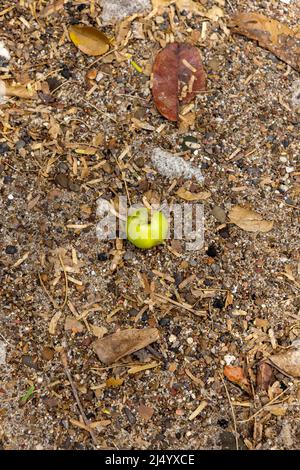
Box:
[188,400,208,420]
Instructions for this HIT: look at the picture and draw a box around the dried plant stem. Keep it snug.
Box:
[60,348,98,447]
[221,375,239,450]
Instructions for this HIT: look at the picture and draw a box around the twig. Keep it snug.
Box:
[58,253,68,309]
[221,375,239,450]
[38,272,59,309]
[60,348,98,448]
[238,385,292,424]
[153,293,206,316]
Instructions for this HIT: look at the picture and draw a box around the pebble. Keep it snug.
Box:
[159,317,171,327]
[0,142,9,154]
[54,173,69,189]
[16,140,26,150]
[5,245,18,254]
[286,166,294,173]
[8,194,14,200]
[187,337,193,345]
[123,406,136,425]
[212,206,226,223]
[169,334,177,343]
[0,341,6,364]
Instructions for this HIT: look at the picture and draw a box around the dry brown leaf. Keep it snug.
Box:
[106,377,124,388]
[229,12,300,72]
[224,365,251,394]
[64,317,84,333]
[152,43,206,121]
[152,0,205,15]
[69,25,110,56]
[229,205,274,233]
[265,404,287,417]
[256,362,274,391]
[49,310,63,335]
[0,80,36,99]
[93,328,160,364]
[40,0,65,17]
[268,346,300,378]
[137,403,154,421]
[176,187,211,201]
[128,361,159,374]
[49,116,61,139]
[91,325,108,339]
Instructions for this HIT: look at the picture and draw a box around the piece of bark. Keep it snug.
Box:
[256,362,273,391]
[229,12,300,72]
[93,328,160,364]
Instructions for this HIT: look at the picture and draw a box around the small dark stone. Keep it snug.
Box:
[5,245,17,255]
[135,157,144,168]
[0,142,9,154]
[0,57,9,67]
[128,308,138,317]
[213,298,225,309]
[68,181,80,192]
[124,406,136,425]
[175,432,181,439]
[16,140,26,150]
[46,77,61,92]
[21,355,39,370]
[69,18,80,25]
[77,3,86,11]
[219,431,247,450]
[159,317,171,327]
[141,312,149,322]
[218,226,230,239]
[174,272,184,286]
[282,139,290,148]
[3,176,13,184]
[172,325,181,336]
[204,278,213,287]
[217,418,229,429]
[206,244,218,258]
[97,252,108,261]
[61,67,72,79]
[54,173,69,189]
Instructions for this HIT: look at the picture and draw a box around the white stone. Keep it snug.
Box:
[151,148,203,183]
[100,0,151,25]
[0,341,6,365]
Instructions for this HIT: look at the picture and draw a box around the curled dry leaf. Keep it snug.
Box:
[151,0,205,16]
[229,12,300,72]
[268,345,300,378]
[229,205,274,233]
[152,43,206,121]
[93,328,159,364]
[40,0,65,18]
[176,187,211,201]
[0,80,36,99]
[106,377,124,388]
[224,365,251,394]
[69,25,110,56]
[256,362,274,391]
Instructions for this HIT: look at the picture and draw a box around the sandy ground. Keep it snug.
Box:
[0,0,300,450]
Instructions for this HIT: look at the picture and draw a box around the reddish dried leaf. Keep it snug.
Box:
[137,404,154,421]
[224,365,251,394]
[229,12,300,72]
[256,362,274,391]
[152,43,206,121]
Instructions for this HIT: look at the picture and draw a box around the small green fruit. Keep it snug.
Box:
[126,208,168,249]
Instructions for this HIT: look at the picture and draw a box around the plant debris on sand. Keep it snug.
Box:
[0,0,300,451]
